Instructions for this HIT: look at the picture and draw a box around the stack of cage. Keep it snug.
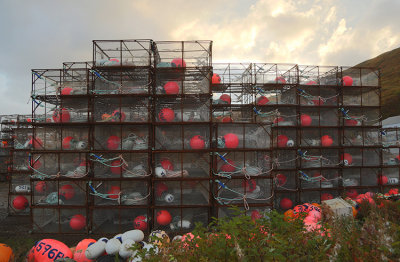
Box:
[211,63,273,219]
[381,127,400,193]
[152,41,212,234]
[31,63,91,234]
[7,115,33,215]
[90,40,153,235]
[0,115,14,182]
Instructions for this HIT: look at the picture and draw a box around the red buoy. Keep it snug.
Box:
[35,181,47,193]
[69,214,86,230]
[280,198,293,210]
[300,114,312,126]
[62,136,75,149]
[223,133,239,148]
[342,76,353,86]
[158,108,175,122]
[171,58,186,68]
[110,159,127,175]
[212,73,221,84]
[321,135,333,147]
[321,193,333,201]
[12,195,29,210]
[59,184,75,200]
[341,153,353,166]
[61,87,73,95]
[276,174,287,186]
[219,94,231,104]
[156,210,172,225]
[134,215,148,231]
[163,81,180,94]
[108,186,121,199]
[190,135,205,149]
[107,135,120,150]
[52,108,71,123]
[256,96,270,105]
[277,135,288,148]
[220,159,236,172]
[160,159,174,171]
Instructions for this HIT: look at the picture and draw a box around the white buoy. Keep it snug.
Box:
[155,167,166,178]
[15,185,31,193]
[85,237,108,259]
[119,239,135,258]
[105,238,122,255]
[172,235,182,241]
[75,141,87,150]
[181,220,191,229]
[128,251,141,262]
[121,230,144,242]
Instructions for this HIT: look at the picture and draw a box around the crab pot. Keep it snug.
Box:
[93,153,149,178]
[120,181,150,206]
[10,173,31,193]
[215,151,271,177]
[60,208,88,233]
[35,127,61,150]
[218,206,271,219]
[93,40,153,67]
[275,193,297,211]
[272,129,296,149]
[31,69,62,97]
[94,97,150,122]
[153,208,209,233]
[301,128,339,147]
[33,180,57,205]
[94,125,149,151]
[273,150,297,169]
[33,208,59,233]
[302,190,340,204]
[153,41,212,68]
[155,68,211,94]
[300,169,340,189]
[61,66,90,95]
[156,96,210,122]
[92,68,151,95]
[217,178,271,204]
[154,152,210,178]
[380,167,400,186]
[360,168,380,186]
[274,171,296,190]
[91,208,119,234]
[59,153,87,176]
[383,148,400,166]
[258,107,297,126]
[362,149,381,166]
[9,194,31,215]
[154,181,209,206]
[59,181,87,206]
[343,128,364,146]
[30,153,58,177]
[343,168,361,187]
[213,105,252,123]
[92,181,122,206]
[155,125,209,150]
[12,151,30,171]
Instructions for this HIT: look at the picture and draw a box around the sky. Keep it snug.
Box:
[0,0,399,115]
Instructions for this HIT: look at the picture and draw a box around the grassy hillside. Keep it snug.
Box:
[355,47,400,119]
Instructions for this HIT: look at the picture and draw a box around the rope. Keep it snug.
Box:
[88,181,121,202]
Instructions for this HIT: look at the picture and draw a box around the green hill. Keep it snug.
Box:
[355,47,400,119]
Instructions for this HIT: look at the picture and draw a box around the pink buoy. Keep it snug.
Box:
[33,239,73,261]
[73,238,96,262]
